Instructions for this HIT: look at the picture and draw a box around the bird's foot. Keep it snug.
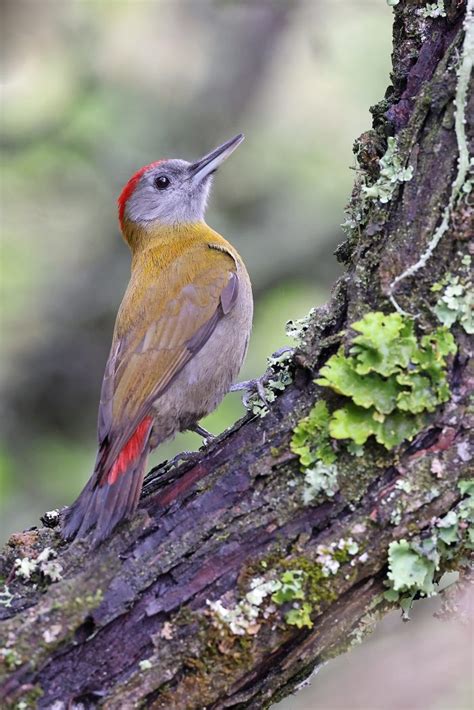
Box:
[269,346,295,361]
[230,347,295,413]
[189,423,216,447]
[230,377,269,408]
[167,449,202,469]
[142,449,203,495]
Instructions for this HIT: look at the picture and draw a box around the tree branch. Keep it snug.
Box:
[1,1,472,708]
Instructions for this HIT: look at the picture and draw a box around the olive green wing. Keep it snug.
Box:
[97,252,238,474]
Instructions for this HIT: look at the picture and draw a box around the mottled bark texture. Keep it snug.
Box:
[1,2,472,708]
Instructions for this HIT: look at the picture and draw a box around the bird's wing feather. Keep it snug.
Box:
[97,248,238,476]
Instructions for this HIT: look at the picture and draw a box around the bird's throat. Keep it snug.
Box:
[121,219,206,256]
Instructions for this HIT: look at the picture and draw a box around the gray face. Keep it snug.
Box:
[123,134,245,227]
[125,160,212,226]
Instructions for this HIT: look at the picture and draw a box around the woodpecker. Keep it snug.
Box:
[62,134,252,544]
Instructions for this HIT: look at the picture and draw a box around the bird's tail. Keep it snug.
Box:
[62,417,153,545]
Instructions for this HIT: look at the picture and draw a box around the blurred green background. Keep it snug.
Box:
[1,0,391,539]
[1,2,471,708]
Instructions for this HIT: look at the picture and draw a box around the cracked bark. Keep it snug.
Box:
[1,2,472,708]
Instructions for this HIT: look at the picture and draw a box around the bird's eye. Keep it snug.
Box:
[154,175,170,190]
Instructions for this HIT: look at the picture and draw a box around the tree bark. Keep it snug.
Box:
[1,2,472,708]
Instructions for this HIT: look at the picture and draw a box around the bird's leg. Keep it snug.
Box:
[189,423,216,446]
[148,425,215,484]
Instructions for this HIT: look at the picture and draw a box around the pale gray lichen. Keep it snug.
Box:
[462,157,474,193]
[14,547,63,584]
[207,569,316,634]
[362,136,413,204]
[341,209,365,236]
[139,659,152,671]
[160,621,174,640]
[0,585,14,608]
[420,1,446,18]
[286,309,316,342]
[350,610,380,647]
[316,538,359,577]
[432,257,473,334]
[390,507,402,526]
[303,462,339,504]
[389,3,474,313]
[14,557,37,580]
[395,479,413,494]
[390,479,413,524]
[42,624,63,644]
[294,661,328,693]
[207,577,281,636]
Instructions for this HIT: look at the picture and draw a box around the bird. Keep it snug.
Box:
[62,134,253,544]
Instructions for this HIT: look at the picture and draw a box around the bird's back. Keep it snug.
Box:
[112,223,253,443]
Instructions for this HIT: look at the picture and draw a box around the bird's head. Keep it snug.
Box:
[118,134,244,239]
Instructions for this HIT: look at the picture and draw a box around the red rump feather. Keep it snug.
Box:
[106,416,154,485]
[117,160,165,226]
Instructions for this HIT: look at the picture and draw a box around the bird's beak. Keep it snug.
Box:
[189,134,244,182]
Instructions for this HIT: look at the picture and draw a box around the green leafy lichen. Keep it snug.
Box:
[271,570,306,604]
[207,569,315,634]
[459,478,474,498]
[290,400,339,503]
[384,479,474,615]
[432,258,473,334]
[436,510,460,545]
[291,400,335,467]
[456,478,474,549]
[315,312,456,450]
[362,136,413,204]
[271,569,313,629]
[386,538,438,597]
[272,547,359,629]
[290,313,455,505]
[285,603,313,629]
[276,542,360,628]
[207,544,361,637]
